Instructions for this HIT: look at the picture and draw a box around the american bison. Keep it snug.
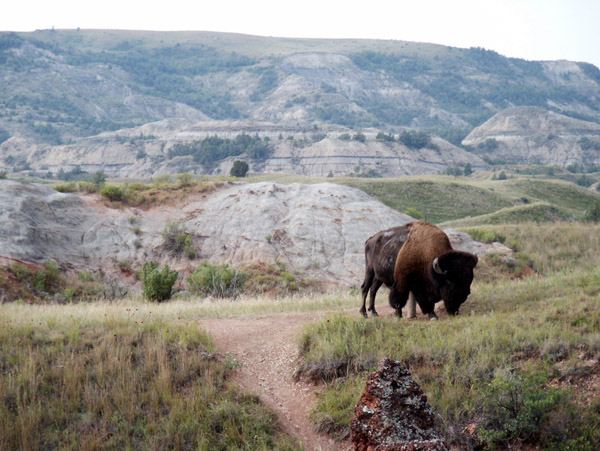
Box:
[360,224,414,318]
[389,221,478,318]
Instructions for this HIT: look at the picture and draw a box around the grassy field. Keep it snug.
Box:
[297,221,600,449]
[0,293,357,450]
[342,175,600,224]
[3,172,600,449]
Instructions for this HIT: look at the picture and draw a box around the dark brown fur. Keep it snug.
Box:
[389,221,478,318]
[360,224,412,318]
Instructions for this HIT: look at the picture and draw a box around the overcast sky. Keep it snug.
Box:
[3,0,599,68]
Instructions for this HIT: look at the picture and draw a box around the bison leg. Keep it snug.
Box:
[368,278,383,317]
[416,299,438,321]
[407,292,417,319]
[389,284,409,318]
[360,267,376,317]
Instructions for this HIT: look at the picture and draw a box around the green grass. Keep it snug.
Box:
[0,305,299,450]
[342,177,513,223]
[341,175,600,224]
[298,267,600,448]
[441,202,570,227]
[294,221,600,448]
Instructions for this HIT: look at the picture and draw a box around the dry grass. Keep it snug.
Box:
[0,301,300,450]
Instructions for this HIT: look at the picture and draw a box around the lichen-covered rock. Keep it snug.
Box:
[351,358,448,451]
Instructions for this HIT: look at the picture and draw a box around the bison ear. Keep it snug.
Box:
[432,257,447,275]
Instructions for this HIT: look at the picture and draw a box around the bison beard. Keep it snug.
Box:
[389,221,478,318]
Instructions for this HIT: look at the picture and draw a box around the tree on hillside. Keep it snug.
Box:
[90,170,106,189]
[230,160,249,177]
[463,163,473,176]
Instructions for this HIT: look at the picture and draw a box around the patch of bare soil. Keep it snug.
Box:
[198,303,410,451]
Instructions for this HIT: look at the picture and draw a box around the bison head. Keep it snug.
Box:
[432,250,478,315]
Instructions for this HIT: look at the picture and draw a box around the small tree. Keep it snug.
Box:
[100,185,124,202]
[140,261,178,302]
[584,200,600,222]
[230,160,249,177]
[463,163,473,176]
[352,132,366,143]
[90,170,106,189]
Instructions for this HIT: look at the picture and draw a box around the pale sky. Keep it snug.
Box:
[3,0,600,68]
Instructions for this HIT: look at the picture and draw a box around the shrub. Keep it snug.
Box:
[177,172,193,187]
[187,262,248,298]
[375,131,395,142]
[464,228,506,244]
[352,132,366,142]
[0,170,7,179]
[230,160,249,177]
[140,261,178,302]
[32,262,61,294]
[100,185,124,202]
[90,170,106,189]
[162,222,195,257]
[584,200,600,222]
[478,371,564,448]
[338,133,351,141]
[53,182,77,193]
[398,130,431,149]
[576,175,595,187]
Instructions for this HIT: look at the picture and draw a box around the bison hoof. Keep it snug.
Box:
[370,311,379,317]
[429,316,439,321]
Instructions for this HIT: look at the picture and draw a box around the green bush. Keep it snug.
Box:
[140,261,178,302]
[584,199,600,222]
[187,262,248,298]
[464,228,506,244]
[162,222,196,257]
[398,130,431,149]
[53,182,77,193]
[230,160,249,177]
[478,371,564,448]
[100,184,124,202]
[32,262,61,294]
[352,133,366,142]
[177,172,193,187]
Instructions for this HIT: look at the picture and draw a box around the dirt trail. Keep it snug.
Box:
[199,304,397,451]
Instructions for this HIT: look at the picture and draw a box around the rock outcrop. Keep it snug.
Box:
[0,179,508,286]
[3,119,488,178]
[351,358,448,450]
[463,106,600,167]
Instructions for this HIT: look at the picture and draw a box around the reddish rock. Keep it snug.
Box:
[351,358,448,451]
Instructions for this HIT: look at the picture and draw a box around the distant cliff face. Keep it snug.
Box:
[1,30,600,175]
[1,119,488,178]
[463,107,600,167]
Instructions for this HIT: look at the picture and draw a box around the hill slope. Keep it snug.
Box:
[1,30,600,176]
[463,106,600,167]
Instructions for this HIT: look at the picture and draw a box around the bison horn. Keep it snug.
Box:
[433,257,447,275]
